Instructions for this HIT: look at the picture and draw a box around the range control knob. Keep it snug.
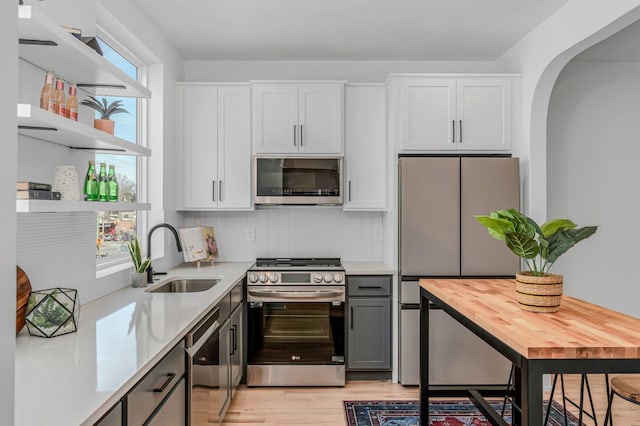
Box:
[333,273,343,283]
[324,273,333,283]
[248,273,258,283]
[313,273,323,283]
[259,273,269,283]
[269,273,279,283]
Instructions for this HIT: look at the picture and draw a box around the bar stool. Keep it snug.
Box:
[501,366,606,425]
[545,373,602,426]
[604,375,640,426]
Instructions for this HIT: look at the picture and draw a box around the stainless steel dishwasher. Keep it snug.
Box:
[185,307,222,426]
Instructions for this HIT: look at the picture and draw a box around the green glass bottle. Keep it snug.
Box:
[98,162,108,201]
[108,165,118,202]
[83,160,98,201]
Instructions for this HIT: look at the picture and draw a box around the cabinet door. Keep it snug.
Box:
[298,84,343,154]
[461,157,520,275]
[218,319,232,421]
[230,304,243,394]
[179,85,219,208]
[252,84,298,153]
[456,79,511,150]
[217,86,251,209]
[344,85,387,210]
[94,401,122,426]
[400,79,456,150]
[347,298,391,370]
[400,157,461,276]
[145,378,186,426]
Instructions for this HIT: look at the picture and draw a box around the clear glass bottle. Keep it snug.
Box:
[66,82,78,121]
[98,162,109,201]
[54,78,66,116]
[107,165,118,202]
[40,70,55,110]
[83,161,98,201]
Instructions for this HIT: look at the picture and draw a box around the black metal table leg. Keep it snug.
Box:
[419,291,430,423]
[521,360,544,426]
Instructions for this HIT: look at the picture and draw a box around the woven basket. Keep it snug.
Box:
[515,271,563,313]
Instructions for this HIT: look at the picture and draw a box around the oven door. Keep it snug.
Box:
[247,286,345,365]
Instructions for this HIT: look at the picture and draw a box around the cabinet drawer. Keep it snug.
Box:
[127,342,185,426]
[347,276,391,297]
[230,280,243,311]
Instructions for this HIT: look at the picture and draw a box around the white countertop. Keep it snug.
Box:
[342,261,394,275]
[14,261,252,426]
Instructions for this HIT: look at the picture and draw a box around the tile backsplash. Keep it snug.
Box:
[181,208,385,262]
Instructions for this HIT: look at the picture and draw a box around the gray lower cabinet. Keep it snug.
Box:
[346,275,392,370]
[146,378,186,426]
[94,401,122,426]
[218,281,245,421]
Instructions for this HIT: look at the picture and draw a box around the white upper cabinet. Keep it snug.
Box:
[177,84,251,210]
[252,83,343,154]
[399,77,511,151]
[344,85,387,211]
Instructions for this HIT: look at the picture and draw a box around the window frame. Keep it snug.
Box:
[95,26,148,274]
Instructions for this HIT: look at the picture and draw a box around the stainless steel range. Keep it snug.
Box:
[246,258,346,387]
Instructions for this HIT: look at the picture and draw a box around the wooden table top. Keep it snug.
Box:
[419,278,640,360]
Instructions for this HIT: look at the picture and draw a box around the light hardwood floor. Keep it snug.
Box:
[216,375,640,425]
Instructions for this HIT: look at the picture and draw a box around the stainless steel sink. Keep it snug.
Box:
[147,278,220,293]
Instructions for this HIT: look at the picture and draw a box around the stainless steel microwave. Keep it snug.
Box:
[254,157,343,205]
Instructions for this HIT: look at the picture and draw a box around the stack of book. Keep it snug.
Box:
[16,181,61,200]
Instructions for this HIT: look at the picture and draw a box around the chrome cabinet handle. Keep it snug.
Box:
[452,120,455,143]
[459,120,462,143]
[300,124,303,146]
[152,373,175,393]
[348,180,352,202]
[212,180,216,201]
[219,180,223,202]
[293,124,297,146]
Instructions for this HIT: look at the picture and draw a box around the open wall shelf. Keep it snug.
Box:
[18,5,151,98]
[16,200,151,213]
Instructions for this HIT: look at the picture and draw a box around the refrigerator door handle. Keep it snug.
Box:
[400,303,420,310]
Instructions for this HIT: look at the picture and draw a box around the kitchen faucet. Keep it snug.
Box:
[146,223,183,284]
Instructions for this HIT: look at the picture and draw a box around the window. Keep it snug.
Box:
[94,34,145,265]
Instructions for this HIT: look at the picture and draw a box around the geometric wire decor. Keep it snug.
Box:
[25,288,80,338]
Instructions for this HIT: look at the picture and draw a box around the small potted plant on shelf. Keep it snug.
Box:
[80,95,128,135]
[128,236,151,288]
[475,208,597,313]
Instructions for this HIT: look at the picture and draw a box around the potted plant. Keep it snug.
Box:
[128,236,151,288]
[80,95,128,135]
[475,209,597,313]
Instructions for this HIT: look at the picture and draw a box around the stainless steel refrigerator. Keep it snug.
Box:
[398,156,519,385]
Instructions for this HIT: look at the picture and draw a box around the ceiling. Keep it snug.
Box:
[134,0,570,61]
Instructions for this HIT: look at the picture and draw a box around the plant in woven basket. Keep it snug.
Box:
[475,209,597,276]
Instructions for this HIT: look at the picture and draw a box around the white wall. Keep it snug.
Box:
[183,60,497,82]
[182,209,384,262]
[14,0,185,306]
[0,1,17,422]
[547,59,640,316]
[496,0,640,223]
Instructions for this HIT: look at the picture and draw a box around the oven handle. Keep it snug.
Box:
[247,289,345,300]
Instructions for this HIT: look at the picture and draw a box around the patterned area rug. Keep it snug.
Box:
[344,399,583,426]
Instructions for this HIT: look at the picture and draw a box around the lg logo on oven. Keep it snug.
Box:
[291,355,301,361]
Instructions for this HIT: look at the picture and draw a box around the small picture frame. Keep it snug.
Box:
[179,227,208,263]
[201,226,218,263]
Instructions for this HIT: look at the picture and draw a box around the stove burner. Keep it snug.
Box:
[254,258,342,268]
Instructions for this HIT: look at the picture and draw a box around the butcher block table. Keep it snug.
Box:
[419,278,640,426]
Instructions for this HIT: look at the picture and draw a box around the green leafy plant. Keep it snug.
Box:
[80,95,128,120]
[128,236,151,273]
[475,209,597,277]
[27,290,70,329]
